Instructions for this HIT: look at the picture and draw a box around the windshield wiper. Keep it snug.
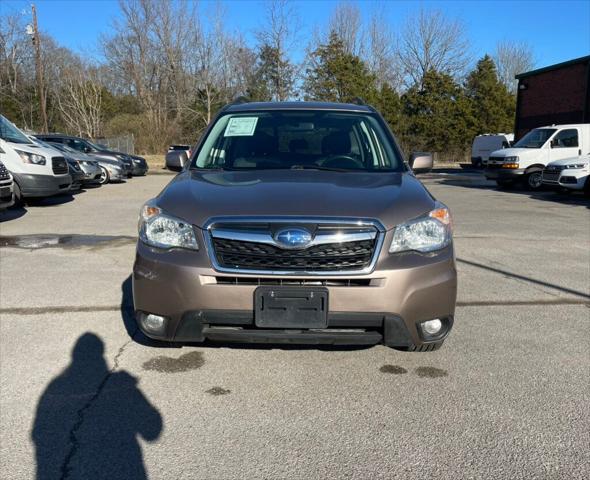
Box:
[290,164,350,172]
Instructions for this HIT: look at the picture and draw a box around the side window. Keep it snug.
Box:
[67,139,84,152]
[552,129,578,148]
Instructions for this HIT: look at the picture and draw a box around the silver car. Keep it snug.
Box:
[42,141,125,185]
[44,143,103,186]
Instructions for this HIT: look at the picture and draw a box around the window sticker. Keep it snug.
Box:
[224,117,259,137]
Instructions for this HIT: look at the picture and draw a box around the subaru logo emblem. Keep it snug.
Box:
[275,228,312,249]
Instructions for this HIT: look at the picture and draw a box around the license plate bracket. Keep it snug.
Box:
[254,287,329,329]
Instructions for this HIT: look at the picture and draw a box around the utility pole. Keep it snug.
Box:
[30,4,48,133]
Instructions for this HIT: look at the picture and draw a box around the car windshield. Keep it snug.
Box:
[192,111,403,171]
[513,128,556,148]
[0,115,34,145]
[85,139,103,150]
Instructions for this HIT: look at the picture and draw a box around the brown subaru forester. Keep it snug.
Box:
[133,101,457,351]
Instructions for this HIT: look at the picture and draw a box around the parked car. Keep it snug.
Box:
[37,136,128,184]
[66,158,85,191]
[0,161,15,210]
[165,145,191,170]
[133,101,456,352]
[471,133,513,167]
[129,154,149,176]
[485,124,590,189]
[0,115,71,205]
[33,134,137,177]
[542,154,590,195]
[38,142,103,186]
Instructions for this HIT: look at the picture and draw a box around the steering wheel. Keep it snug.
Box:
[319,156,364,169]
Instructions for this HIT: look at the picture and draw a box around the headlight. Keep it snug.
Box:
[133,158,141,164]
[15,149,46,165]
[389,207,452,253]
[139,203,198,250]
[504,156,519,163]
[563,163,586,169]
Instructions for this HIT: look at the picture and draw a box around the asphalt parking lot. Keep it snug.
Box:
[1,171,589,479]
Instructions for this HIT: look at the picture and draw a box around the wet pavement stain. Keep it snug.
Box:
[379,365,408,375]
[206,387,231,396]
[415,366,448,378]
[142,351,205,373]
[0,234,136,250]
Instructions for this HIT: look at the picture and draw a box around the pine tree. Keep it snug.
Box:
[401,70,474,155]
[303,32,379,103]
[465,55,515,135]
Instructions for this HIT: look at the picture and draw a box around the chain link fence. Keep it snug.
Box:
[95,134,135,155]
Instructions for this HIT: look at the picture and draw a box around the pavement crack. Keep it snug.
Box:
[58,329,138,480]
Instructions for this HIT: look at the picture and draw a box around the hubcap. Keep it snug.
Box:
[529,172,542,188]
[99,168,107,184]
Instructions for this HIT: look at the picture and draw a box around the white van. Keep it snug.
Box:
[471,134,514,167]
[542,154,589,195]
[0,115,71,204]
[485,124,590,189]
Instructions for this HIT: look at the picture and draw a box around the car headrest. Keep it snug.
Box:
[322,131,351,155]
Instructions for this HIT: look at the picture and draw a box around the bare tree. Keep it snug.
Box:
[328,1,364,57]
[398,9,471,87]
[256,0,299,101]
[494,40,536,94]
[366,7,402,90]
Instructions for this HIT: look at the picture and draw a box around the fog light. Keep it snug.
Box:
[142,313,166,334]
[422,319,443,335]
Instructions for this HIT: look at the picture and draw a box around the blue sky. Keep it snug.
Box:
[3,0,590,70]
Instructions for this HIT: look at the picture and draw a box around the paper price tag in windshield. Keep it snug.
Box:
[224,117,259,137]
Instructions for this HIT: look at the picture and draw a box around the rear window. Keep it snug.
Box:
[192,111,403,171]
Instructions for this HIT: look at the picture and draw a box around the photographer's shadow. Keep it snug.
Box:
[31,333,162,480]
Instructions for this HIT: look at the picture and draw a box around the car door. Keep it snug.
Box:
[549,128,580,162]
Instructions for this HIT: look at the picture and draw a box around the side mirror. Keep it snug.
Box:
[84,146,92,153]
[550,139,558,148]
[409,152,433,174]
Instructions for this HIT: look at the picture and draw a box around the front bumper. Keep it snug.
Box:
[133,237,457,347]
[484,167,524,181]
[557,172,587,190]
[0,179,14,210]
[12,172,72,197]
[131,163,149,176]
[106,167,126,182]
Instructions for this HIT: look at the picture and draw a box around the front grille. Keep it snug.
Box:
[214,277,374,287]
[207,220,383,274]
[52,157,68,175]
[213,238,375,271]
[0,162,10,181]
[542,172,560,182]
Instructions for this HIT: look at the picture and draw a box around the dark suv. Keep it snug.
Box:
[133,101,456,351]
[34,134,148,177]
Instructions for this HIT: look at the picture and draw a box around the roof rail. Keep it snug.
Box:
[350,97,366,106]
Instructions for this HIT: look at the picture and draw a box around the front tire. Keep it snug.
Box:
[98,167,110,185]
[525,170,543,190]
[13,182,23,207]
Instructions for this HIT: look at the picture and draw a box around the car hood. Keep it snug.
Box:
[547,155,589,167]
[156,170,436,230]
[3,142,63,158]
[489,147,542,158]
